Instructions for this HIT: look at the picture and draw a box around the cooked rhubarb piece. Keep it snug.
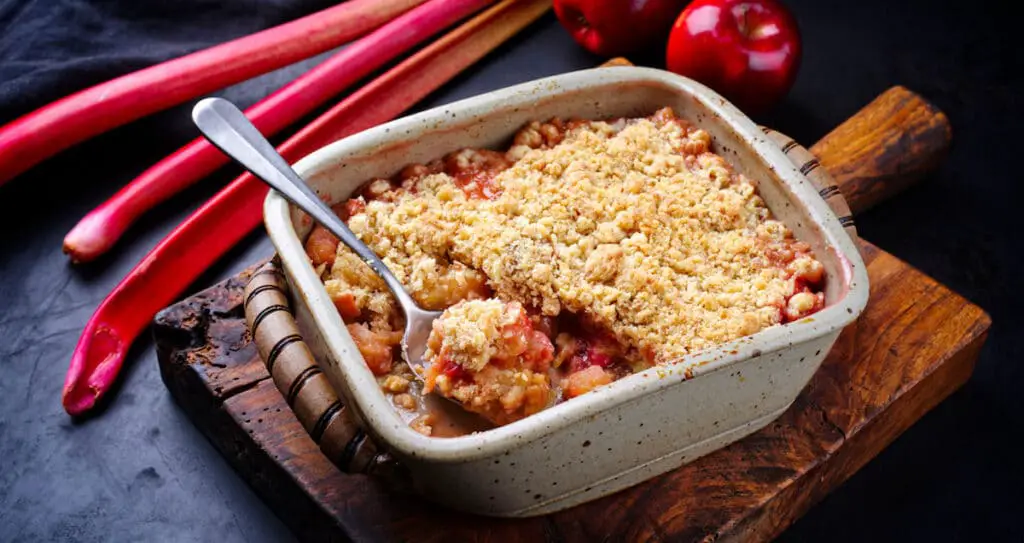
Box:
[347,323,403,376]
[563,366,614,399]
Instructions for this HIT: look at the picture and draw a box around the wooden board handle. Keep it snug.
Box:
[809,86,951,214]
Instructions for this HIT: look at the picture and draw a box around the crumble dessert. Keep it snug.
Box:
[304,107,825,435]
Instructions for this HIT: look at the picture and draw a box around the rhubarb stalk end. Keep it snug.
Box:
[63,323,127,416]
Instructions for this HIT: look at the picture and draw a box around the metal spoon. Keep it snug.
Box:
[192,97,441,373]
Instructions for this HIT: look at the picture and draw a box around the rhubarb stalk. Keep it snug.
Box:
[63,0,494,263]
[62,0,554,416]
[0,0,427,187]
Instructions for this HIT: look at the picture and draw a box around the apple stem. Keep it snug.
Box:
[738,5,750,37]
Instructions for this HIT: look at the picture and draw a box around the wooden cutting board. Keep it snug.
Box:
[154,70,990,540]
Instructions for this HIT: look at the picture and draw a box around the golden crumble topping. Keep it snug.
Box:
[344,111,807,363]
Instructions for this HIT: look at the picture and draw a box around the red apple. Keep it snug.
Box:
[666,0,801,113]
[554,0,690,57]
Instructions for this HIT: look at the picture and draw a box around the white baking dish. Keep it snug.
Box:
[263,66,869,517]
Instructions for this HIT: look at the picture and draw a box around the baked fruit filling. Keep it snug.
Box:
[304,107,826,436]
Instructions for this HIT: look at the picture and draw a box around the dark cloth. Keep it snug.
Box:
[0,0,335,124]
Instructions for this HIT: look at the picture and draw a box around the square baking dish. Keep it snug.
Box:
[263,66,869,517]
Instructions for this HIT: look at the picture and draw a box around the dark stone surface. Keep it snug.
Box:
[1,1,1020,541]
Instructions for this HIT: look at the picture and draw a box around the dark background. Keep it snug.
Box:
[1,0,1021,541]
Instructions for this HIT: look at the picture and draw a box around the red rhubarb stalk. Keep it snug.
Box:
[62,0,554,416]
[0,0,427,187]
[63,0,495,263]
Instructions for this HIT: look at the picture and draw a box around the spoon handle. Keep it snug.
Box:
[192,97,418,311]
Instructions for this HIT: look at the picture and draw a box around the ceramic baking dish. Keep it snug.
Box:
[263,66,869,517]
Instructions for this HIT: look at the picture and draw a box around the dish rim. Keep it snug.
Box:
[263,66,870,462]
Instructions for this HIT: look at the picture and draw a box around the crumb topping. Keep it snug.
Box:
[342,113,804,363]
[311,107,828,434]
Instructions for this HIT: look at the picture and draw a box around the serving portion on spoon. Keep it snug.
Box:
[192,98,441,374]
